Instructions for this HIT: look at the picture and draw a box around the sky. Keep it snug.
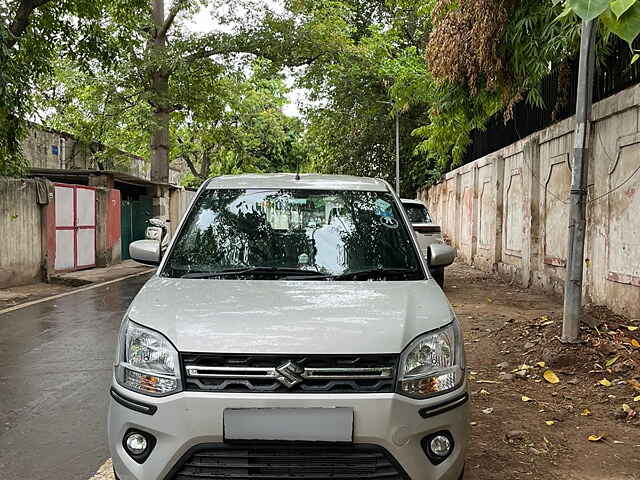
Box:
[189,3,306,117]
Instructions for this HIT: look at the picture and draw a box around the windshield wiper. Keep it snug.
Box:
[333,268,421,281]
[179,267,327,279]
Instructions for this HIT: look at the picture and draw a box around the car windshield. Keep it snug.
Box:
[403,203,433,224]
[163,189,424,280]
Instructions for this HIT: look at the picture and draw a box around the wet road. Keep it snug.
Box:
[0,274,151,480]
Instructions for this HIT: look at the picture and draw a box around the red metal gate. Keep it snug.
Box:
[54,183,96,271]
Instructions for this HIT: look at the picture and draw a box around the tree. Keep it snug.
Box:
[173,61,310,186]
[0,0,147,176]
[292,0,434,195]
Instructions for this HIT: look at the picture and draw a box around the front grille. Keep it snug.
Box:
[168,443,410,479]
[181,354,398,393]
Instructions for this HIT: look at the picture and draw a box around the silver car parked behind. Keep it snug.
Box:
[108,174,469,480]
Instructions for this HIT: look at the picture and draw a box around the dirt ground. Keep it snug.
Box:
[445,263,640,480]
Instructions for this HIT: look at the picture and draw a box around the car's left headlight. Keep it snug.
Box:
[114,319,182,396]
[397,321,465,399]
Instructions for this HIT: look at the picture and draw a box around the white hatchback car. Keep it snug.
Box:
[401,199,456,287]
[109,174,469,480]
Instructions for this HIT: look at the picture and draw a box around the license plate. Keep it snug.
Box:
[224,408,354,442]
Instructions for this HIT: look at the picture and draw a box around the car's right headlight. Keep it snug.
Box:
[397,321,465,399]
[114,319,182,396]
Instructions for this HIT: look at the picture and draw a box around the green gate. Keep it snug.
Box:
[121,196,153,260]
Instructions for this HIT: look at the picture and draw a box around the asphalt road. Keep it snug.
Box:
[0,274,151,480]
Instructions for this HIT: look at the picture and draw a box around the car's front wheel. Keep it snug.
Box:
[432,267,445,288]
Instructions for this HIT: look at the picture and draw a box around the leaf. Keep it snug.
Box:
[521,395,534,402]
[588,434,605,442]
[599,378,612,387]
[512,364,533,373]
[536,362,546,368]
[479,389,490,395]
[627,325,639,331]
[581,408,592,416]
[631,339,640,348]
[482,408,494,415]
[555,5,574,21]
[610,0,637,18]
[629,379,640,391]
[606,355,620,367]
[543,369,560,384]
[633,395,640,402]
[567,0,610,21]
[545,420,556,426]
[622,403,632,413]
[601,4,640,45]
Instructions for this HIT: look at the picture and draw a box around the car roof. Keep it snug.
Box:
[205,173,390,192]
[400,198,427,206]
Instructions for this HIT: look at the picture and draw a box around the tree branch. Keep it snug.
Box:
[6,0,53,47]
[157,0,189,40]
[177,137,204,179]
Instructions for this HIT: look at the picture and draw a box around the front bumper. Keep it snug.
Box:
[108,382,470,480]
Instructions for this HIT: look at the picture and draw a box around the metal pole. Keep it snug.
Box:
[395,113,400,194]
[562,20,597,343]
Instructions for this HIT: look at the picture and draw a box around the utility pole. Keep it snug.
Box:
[395,112,400,195]
[562,20,598,343]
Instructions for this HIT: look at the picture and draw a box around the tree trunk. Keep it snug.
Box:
[150,0,170,186]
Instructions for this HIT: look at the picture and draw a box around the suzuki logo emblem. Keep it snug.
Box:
[275,361,304,388]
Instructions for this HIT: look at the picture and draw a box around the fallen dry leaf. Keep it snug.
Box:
[629,379,640,392]
[606,356,620,367]
[482,408,494,415]
[626,326,638,332]
[632,339,640,349]
[545,420,555,426]
[543,370,560,384]
[622,403,632,413]
[536,362,546,368]
[512,364,533,373]
[521,395,533,402]
[599,378,612,387]
[634,395,640,402]
[581,408,591,416]
[588,434,604,442]
[479,389,490,395]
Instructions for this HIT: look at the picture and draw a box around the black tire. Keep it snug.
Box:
[432,267,445,288]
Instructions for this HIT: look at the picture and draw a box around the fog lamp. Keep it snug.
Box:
[430,435,451,457]
[422,431,454,465]
[125,433,148,455]
[122,429,156,463]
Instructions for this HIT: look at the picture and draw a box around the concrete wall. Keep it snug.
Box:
[419,84,640,318]
[169,188,196,236]
[95,188,122,267]
[0,179,46,287]
[23,125,184,182]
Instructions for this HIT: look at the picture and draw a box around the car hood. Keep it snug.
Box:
[128,276,455,354]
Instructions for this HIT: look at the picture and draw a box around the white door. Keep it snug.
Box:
[54,184,96,271]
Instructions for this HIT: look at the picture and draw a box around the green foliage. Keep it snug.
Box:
[0,0,148,176]
[564,0,640,46]
[174,62,310,187]
[567,0,610,21]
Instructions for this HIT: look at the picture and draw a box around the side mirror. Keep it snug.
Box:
[427,243,456,268]
[130,239,161,266]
